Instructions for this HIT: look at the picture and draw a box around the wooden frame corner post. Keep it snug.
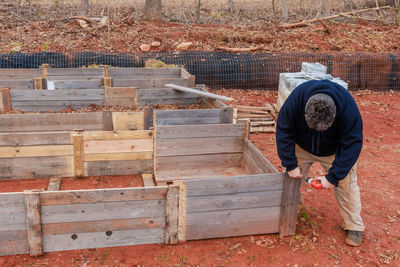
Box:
[72,131,84,178]
[279,172,302,238]
[24,190,43,256]
[165,185,179,244]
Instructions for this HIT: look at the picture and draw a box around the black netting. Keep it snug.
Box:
[0,52,399,90]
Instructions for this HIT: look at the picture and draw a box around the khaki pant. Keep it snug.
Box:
[295,144,365,232]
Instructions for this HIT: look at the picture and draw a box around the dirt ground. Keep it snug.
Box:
[0,89,399,266]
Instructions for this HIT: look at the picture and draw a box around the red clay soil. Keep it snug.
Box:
[1,90,400,266]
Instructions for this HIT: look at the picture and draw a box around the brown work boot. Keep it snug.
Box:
[345,230,362,247]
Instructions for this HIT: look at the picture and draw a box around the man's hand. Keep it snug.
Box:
[317,176,335,189]
[288,167,302,179]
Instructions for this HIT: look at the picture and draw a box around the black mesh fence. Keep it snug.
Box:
[0,51,399,90]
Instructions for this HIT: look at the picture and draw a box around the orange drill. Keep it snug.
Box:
[306,177,323,190]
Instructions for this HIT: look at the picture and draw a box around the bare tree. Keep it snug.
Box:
[144,0,162,22]
[81,0,89,16]
[227,0,235,14]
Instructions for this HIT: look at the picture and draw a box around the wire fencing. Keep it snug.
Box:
[0,51,399,90]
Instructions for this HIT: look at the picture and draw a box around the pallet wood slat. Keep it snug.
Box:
[0,132,72,146]
[0,145,73,158]
[0,69,41,78]
[83,130,153,141]
[156,123,245,139]
[42,228,164,252]
[0,230,29,256]
[84,151,153,162]
[156,136,243,157]
[0,156,74,180]
[86,159,153,176]
[186,190,282,213]
[0,113,104,132]
[40,186,168,205]
[142,174,155,187]
[243,138,278,173]
[1,88,11,112]
[0,80,34,89]
[41,199,165,224]
[112,112,144,131]
[279,173,302,237]
[137,88,199,99]
[185,206,280,240]
[24,191,43,256]
[10,89,104,101]
[183,173,284,197]
[166,84,234,102]
[105,87,137,107]
[109,67,181,77]
[48,80,103,89]
[113,78,189,88]
[42,217,165,236]
[46,68,104,77]
[144,107,153,130]
[73,133,84,178]
[0,193,26,231]
[165,185,179,244]
[103,111,114,131]
[220,106,234,123]
[83,139,153,154]
[155,109,222,126]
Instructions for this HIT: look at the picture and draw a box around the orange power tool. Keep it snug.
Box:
[306,177,323,190]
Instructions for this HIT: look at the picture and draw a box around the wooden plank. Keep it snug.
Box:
[142,174,155,187]
[11,101,104,112]
[73,133,84,178]
[250,126,276,133]
[1,88,11,112]
[0,230,29,256]
[180,68,195,87]
[166,84,234,102]
[138,97,200,106]
[0,69,41,78]
[41,199,165,224]
[103,111,114,131]
[144,107,153,130]
[109,67,181,77]
[10,89,104,101]
[34,78,44,90]
[0,80,33,89]
[243,138,278,173]
[113,78,189,88]
[83,130,153,140]
[185,206,280,240]
[40,186,168,205]
[156,109,221,126]
[250,121,275,126]
[84,151,153,162]
[0,113,104,133]
[105,87,137,107]
[156,116,220,126]
[0,145,73,158]
[112,112,144,130]
[46,68,104,77]
[104,77,113,87]
[165,185,179,244]
[42,217,165,236]
[42,228,164,252]
[137,88,199,99]
[156,123,245,139]
[24,190,43,256]
[183,173,284,197]
[174,181,187,242]
[0,132,71,146]
[86,159,153,176]
[186,191,282,213]
[83,139,153,154]
[156,136,243,157]
[47,177,62,191]
[41,64,48,78]
[0,156,74,180]
[220,106,234,124]
[156,153,242,174]
[0,193,26,231]
[279,172,302,237]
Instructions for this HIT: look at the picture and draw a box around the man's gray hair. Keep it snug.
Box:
[305,93,336,131]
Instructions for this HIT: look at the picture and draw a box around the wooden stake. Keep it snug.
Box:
[24,190,43,256]
[220,106,234,124]
[47,177,62,191]
[279,173,302,237]
[144,107,153,130]
[104,77,113,87]
[103,111,114,131]
[41,64,49,78]
[1,88,11,112]
[34,78,44,90]
[142,173,155,187]
[165,185,179,244]
[72,132,84,178]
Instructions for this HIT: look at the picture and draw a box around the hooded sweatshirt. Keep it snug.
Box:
[276,80,363,186]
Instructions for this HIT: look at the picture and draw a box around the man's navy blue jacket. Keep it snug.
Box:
[276,80,363,186]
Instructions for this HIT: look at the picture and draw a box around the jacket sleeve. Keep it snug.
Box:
[276,96,299,172]
[326,107,363,186]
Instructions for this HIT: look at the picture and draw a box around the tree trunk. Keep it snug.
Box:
[81,0,89,16]
[281,0,288,21]
[144,0,162,22]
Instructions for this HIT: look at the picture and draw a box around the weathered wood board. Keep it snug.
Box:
[155,109,222,126]
[136,88,200,106]
[109,67,182,78]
